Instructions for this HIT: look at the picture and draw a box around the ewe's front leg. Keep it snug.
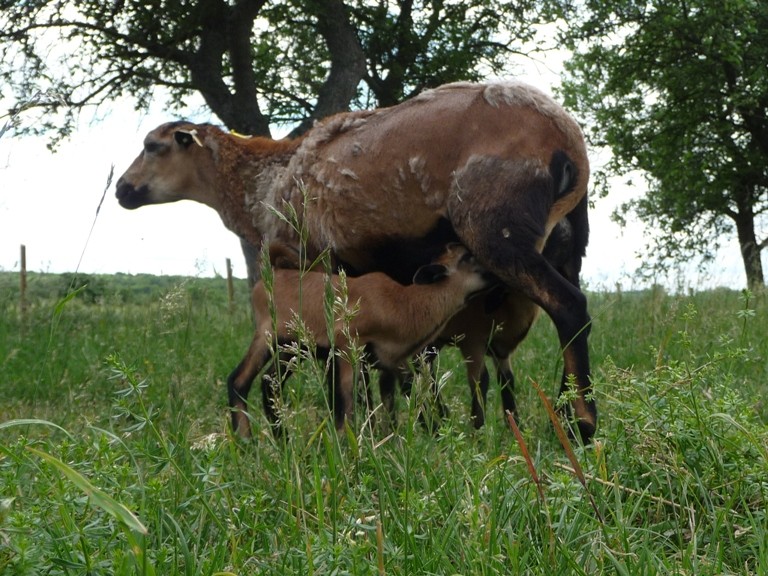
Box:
[227,337,273,439]
[491,252,594,441]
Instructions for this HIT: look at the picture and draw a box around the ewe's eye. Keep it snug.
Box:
[143,141,167,155]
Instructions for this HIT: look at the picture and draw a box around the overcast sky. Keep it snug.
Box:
[0,69,749,292]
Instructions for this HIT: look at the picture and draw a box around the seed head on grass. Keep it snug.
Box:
[158,281,189,326]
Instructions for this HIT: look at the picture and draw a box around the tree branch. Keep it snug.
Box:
[289,0,366,137]
[2,18,193,65]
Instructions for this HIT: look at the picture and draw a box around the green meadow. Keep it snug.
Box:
[1,271,767,575]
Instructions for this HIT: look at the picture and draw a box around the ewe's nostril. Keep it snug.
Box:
[115,180,132,200]
[115,183,150,210]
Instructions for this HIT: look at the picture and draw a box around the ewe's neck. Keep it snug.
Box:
[207,131,302,248]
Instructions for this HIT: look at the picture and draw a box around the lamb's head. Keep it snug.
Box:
[115,121,218,210]
[412,243,495,301]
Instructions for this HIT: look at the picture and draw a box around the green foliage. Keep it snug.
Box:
[350,0,543,106]
[560,0,768,287]
[1,273,768,573]
[0,0,552,141]
[0,270,250,307]
[56,273,107,303]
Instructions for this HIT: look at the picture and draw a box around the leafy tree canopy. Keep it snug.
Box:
[560,0,768,288]
[1,0,555,142]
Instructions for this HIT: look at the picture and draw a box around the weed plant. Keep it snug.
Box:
[0,273,766,575]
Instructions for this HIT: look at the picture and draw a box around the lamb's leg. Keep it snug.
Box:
[260,350,294,439]
[355,364,377,430]
[378,368,398,431]
[379,364,448,433]
[458,339,490,429]
[409,348,449,433]
[488,305,537,428]
[494,355,517,425]
[227,335,272,439]
[423,347,449,423]
[332,360,357,431]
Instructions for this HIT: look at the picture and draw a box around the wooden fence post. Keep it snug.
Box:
[226,258,235,312]
[20,244,27,315]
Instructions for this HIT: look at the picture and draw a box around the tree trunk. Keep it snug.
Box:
[189,0,273,137]
[734,210,765,290]
[288,0,366,137]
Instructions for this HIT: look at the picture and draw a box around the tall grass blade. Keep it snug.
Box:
[377,518,385,576]
[506,411,545,504]
[531,379,604,523]
[0,418,74,438]
[27,446,148,535]
[52,285,86,316]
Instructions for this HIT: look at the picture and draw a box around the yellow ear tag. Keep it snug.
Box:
[230,130,252,139]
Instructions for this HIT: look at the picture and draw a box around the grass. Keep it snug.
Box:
[1,273,767,575]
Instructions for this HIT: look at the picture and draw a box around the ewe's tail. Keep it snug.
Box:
[544,150,590,286]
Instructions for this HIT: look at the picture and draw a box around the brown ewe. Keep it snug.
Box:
[116,80,596,441]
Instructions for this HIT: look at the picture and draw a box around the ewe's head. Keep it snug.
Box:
[412,243,494,300]
[115,121,214,210]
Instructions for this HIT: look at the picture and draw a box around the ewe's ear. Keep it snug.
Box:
[174,129,203,148]
[174,131,194,148]
[413,264,448,285]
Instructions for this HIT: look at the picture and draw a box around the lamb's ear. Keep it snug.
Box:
[413,263,448,285]
[174,129,203,148]
[268,241,301,269]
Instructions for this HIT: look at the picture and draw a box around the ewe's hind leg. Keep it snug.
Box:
[449,155,596,442]
[518,265,594,442]
[481,260,593,441]
[541,197,592,427]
